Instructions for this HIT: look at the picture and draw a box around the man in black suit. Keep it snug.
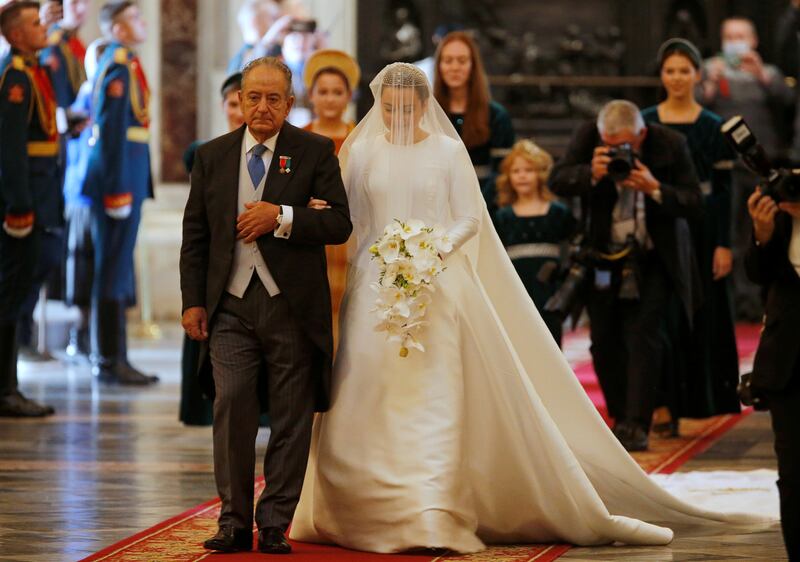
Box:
[549,100,702,451]
[746,190,800,561]
[180,57,351,554]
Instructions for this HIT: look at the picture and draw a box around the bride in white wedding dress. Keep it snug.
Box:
[289,62,760,554]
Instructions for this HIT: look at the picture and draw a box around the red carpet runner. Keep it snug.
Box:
[82,325,761,562]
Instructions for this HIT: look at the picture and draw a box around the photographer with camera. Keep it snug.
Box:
[549,100,702,451]
[227,0,289,74]
[702,17,795,321]
[745,188,800,560]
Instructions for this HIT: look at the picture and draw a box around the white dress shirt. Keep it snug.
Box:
[225,128,294,298]
[790,216,800,278]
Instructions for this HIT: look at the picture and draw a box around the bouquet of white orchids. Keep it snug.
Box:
[369,219,452,357]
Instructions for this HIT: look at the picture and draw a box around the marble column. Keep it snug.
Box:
[160,0,198,182]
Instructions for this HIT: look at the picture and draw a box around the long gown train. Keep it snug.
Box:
[289,132,764,553]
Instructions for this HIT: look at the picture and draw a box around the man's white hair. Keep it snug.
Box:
[597,100,644,136]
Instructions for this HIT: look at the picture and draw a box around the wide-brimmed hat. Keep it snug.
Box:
[303,49,361,92]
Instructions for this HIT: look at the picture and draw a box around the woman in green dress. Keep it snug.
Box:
[641,38,740,436]
[433,31,515,214]
[493,140,576,346]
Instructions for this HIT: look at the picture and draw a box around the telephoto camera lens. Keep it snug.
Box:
[544,263,589,317]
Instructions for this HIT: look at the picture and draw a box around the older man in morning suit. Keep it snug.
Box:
[180,57,351,554]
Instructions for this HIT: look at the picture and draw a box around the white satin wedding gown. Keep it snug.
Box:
[290,68,759,552]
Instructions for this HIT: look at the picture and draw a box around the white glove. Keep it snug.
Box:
[104,193,133,220]
[3,213,34,238]
[105,204,132,220]
[3,221,33,238]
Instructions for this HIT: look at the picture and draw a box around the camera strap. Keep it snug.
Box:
[606,187,643,260]
[597,245,633,262]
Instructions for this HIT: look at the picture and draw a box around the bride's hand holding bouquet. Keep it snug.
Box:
[369,219,452,357]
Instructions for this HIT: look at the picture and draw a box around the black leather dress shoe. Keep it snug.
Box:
[258,527,292,554]
[118,361,160,384]
[652,419,679,438]
[611,421,630,442]
[203,525,252,552]
[620,424,649,452]
[0,392,54,417]
[92,363,158,386]
[18,345,56,363]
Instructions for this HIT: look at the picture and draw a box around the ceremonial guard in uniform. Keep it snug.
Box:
[40,0,93,359]
[83,0,155,385]
[0,0,58,416]
[41,0,87,108]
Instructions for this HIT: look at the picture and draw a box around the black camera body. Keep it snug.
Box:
[606,143,636,182]
[722,115,800,203]
[544,231,643,325]
[288,19,317,33]
[542,234,593,325]
[759,168,800,204]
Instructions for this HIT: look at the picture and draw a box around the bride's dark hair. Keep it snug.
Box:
[380,63,430,103]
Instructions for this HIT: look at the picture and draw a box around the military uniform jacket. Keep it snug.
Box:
[41,25,88,208]
[40,24,86,108]
[0,51,62,230]
[82,42,153,209]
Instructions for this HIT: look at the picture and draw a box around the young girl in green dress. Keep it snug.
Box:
[493,140,576,346]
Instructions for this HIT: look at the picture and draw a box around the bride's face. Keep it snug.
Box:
[380,86,426,138]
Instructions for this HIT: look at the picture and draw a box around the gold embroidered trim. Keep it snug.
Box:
[27,141,59,157]
[126,126,150,143]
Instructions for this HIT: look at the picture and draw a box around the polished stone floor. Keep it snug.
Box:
[0,328,787,561]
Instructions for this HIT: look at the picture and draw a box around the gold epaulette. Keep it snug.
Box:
[47,29,64,46]
[113,47,129,65]
[11,56,25,71]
